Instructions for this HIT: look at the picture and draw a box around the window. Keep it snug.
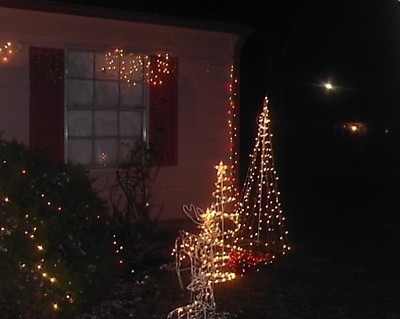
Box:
[29,46,178,167]
[65,48,148,167]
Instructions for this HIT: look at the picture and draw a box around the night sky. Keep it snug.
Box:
[228,0,400,234]
[237,0,400,172]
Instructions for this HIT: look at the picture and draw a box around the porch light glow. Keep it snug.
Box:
[342,122,367,135]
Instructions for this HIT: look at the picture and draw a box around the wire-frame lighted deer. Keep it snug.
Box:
[167,162,239,319]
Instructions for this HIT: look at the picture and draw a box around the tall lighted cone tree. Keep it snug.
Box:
[232,97,290,274]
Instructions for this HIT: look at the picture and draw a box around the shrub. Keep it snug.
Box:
[0,138,119,318]
[106,140,164,277]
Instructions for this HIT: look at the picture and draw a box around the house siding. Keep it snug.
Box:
[0,6,243,220]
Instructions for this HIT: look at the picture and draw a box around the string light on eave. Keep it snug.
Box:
[149,53,171,86]
[0,41,19,63]
[103,49,173,86]
[103,49,147,85]
[232,96,291,275]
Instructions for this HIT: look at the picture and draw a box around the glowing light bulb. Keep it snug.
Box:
[324,81,334,91]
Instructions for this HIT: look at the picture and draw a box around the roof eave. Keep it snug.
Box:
[0,0,254,37]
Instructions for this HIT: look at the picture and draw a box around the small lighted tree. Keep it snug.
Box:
[168,161,239,319]
[233,97,290,274]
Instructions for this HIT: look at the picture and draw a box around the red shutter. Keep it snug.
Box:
[149,55,178,166]
[29,47,64,162]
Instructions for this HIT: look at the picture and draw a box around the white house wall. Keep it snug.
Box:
[0,6,241,220]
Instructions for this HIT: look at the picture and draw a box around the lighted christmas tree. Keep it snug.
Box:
[168,161,239,319]
[232,96,290,274]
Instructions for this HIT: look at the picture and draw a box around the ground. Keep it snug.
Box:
[110,219,399,319]
[85,166,400,319]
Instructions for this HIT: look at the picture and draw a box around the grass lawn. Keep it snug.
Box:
[101,221,399,319]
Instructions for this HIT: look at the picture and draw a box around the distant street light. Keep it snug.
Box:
[324,81,334,91]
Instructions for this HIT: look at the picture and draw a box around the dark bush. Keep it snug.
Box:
[0,138,120,318]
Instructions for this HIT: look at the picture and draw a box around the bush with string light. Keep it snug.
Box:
[0,137,119,318]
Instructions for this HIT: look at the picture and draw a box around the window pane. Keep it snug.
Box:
[66,79,93,107]
[65,48,151,168]
[95,81,118,107]
[68,139,92,165]
[94,111,117,136]
[67,51,93,78]
[95,51,119,80]
[68,110,92,137]
[94,139,117,166]
[121,82,144,107]
[119,138,138,162]
[120,111,142,137]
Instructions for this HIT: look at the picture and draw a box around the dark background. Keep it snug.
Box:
[48,0,400,238]
[25,3,400,315]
